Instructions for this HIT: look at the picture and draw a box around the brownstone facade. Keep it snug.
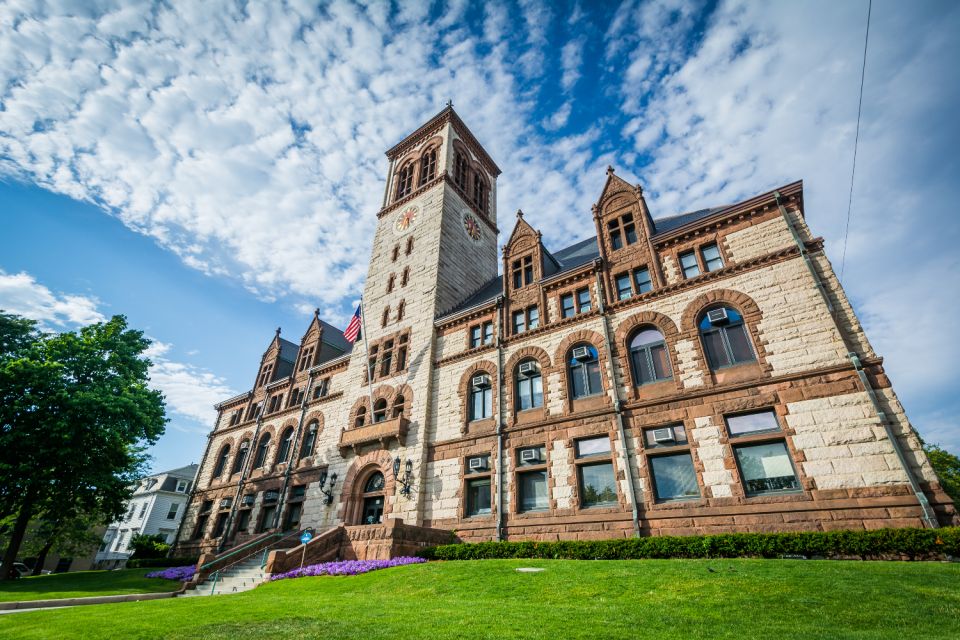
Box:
[174,106,956,561]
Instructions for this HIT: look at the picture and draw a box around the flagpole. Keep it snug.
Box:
[358,295,376,421]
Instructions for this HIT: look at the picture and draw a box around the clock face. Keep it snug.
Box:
[394,206,418,235]
[462,211,482,243]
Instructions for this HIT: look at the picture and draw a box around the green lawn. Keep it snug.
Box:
[0,568,181,602]
[1,559,958,639]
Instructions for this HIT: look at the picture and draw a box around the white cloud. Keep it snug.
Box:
[0,270,234,430]
[0,270,105,327]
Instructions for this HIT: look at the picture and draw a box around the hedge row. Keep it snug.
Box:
[419,527,960,561]
[127,557,200,569]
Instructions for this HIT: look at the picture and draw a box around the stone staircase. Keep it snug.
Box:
[179,555,268,597]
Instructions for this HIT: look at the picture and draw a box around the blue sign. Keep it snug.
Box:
[300,531,313,544]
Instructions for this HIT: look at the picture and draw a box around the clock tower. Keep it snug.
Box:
[336,105,500,526]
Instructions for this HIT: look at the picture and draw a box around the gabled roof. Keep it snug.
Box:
[278,338,299,363]
[317,319,352,353]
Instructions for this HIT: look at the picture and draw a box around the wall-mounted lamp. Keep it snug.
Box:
[393,457,414,497]
[318,470,338,505]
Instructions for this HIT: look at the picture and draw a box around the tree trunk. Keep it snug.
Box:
[0,495,33,580]
[31,538,55,576]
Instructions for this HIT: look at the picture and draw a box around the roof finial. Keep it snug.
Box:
[446,99,453,108]
[275,326,281,338]
[314,308,320,318]
[516,208,524,219]
[606,165,615,176]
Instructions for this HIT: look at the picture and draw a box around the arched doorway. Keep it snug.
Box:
[360,471,385,525]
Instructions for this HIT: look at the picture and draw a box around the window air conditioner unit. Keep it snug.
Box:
[707,308,729,325]
[468,457,488,471]
[239,441,249,450]
[571,346,592,361]
[518,362,538,377]
[219,498,232,509]
[520,449,540,464]
[652,427,676,444]
[241,495,255,507]
[472,374,491,389]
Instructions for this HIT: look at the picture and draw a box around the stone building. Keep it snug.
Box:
[173,106,955,562]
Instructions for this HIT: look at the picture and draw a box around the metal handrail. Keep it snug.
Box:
[200,531,282,570]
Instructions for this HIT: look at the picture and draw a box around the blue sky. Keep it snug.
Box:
[1,0,958,473]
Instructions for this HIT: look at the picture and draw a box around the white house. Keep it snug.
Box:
[95,464,198,568]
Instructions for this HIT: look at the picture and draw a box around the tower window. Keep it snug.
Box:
[419,147,437,185]
[401,267,410,286]
[380,340,394,377]
[381,306,390,328]
[406,237,414,255]
[397,334,408,371]
[392,245,400,262]
[473,172,487,213]
[455,152,469,189]
[395,163,414,200]
[397,300,405,322]
[387,274,395,293]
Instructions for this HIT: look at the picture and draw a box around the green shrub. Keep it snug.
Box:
[126,557,200,569]
[419,527,960,561]
[129,534,171,560]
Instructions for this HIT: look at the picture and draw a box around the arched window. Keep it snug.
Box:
[419,147,437,184]
[387,274,395,293]
[392,395,405,419]
[232,440,250,474]
[629,328,673,386]
[299,421,318,461]
[365,472,385,493]
[568,344,602,399]
[361,471,385,525]
[373,399,388,423]
[472,171,487,213]
[355,406,367,428]
[454,152,469,189]
[515,360,543,411]
[212,445,231,478]
[699,307,755,370]
[253,433,271,469]
[395,163,414,199]
[276,427,295,465]
[469,372,492,421]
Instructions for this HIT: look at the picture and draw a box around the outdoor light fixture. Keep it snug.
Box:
[318,471,338,505]
[393,456,414,497]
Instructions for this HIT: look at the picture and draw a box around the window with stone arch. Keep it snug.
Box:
[373,398,388,423]
[468,371,493,421]
[454,151,469,189]
[392,394,406,419]
[698,306,756,370]
[212,445,231,478]
[253,432,271,469]
[515,359,543,411]
[299,420,319,461]
[275,427,295,465]
[232,439,250,474]
[395,162,414,200]
[354,405,367,428]
[419,146,437,185]
[473,171,488,213]
[629,327,673,386]
[568,343,602,399]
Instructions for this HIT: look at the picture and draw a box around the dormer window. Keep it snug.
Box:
[297,345,315,372]
[511,256,534,289]
[256,363,273,388]
[419,147,437,185]
[395,163,414,200]
[607,213,637,250]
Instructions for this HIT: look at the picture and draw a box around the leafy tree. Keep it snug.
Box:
[0,313,166,580]
[129,533,171,560]
[924,444,960,506]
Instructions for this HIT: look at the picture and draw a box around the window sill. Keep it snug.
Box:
[710,361,763,386]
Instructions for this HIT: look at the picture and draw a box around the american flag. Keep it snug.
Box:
[343,303,362,343]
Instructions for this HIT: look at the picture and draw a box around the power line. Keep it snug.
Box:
[839,0,872,281]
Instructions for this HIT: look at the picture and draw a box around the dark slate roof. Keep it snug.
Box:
[318,319,352,353]
[278,338,300,363]
[436,204,729,322]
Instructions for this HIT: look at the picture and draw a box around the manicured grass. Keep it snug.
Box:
[1,559,958,639]
[0,568,181,602]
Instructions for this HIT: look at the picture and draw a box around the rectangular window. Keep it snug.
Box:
[561,293,576,319]
[608,219,622,250]
[257,506,276,532]
[517,470,548,512]
[701,243,724,271]
[466,477,491,516]
[176,479,188,493]
[284,503,303,530]
[633,267,652,294]
[679,251,700,278]
[512,310,526,334]
[576,288,591,313]
[733,441,800,495]
[290,485,307,499]
[236,509,251,533]
[649,453,701,501]
[578,462,617,507]
[470,385,492,421]
[380,340,393,377]
[470,325,482,348]
[615,273,632,300]
[726,410,780,436]
[212,513,228,538]
[523,256,534,285]
[483,322,494,345]
[527,307,539,329]
[623,214,637,244]
[139,502,147,517]
[575,436,611,457]
[512,261,523,289]
[166,503,179,520]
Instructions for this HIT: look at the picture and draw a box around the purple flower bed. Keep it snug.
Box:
[145,565,196,582]
[269,556,426,582]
